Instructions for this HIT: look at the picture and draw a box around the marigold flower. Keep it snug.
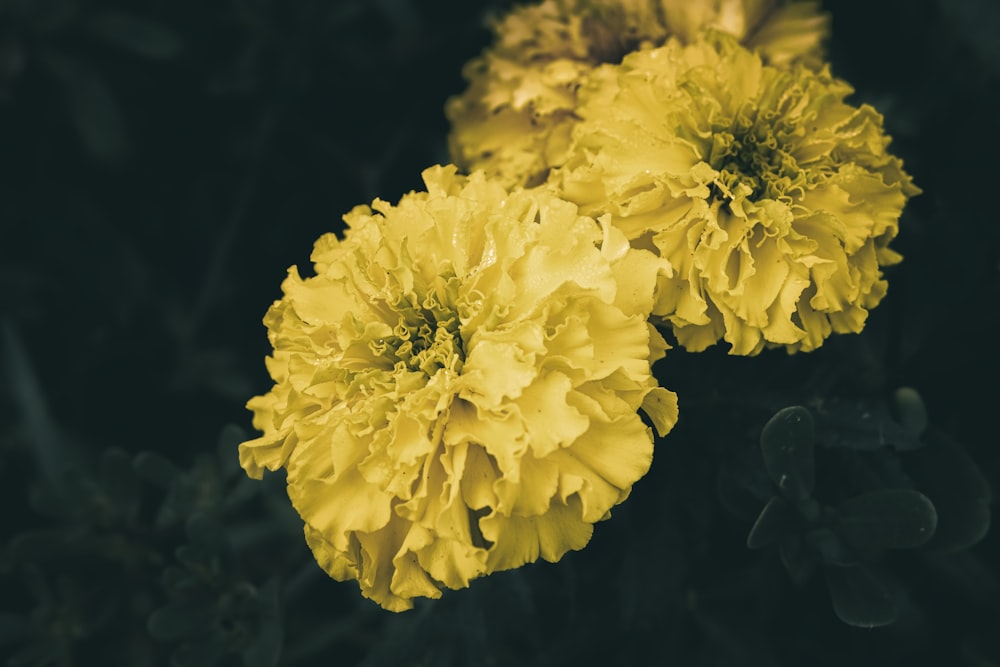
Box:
[553,32,921,355]
[239,165,678,611]
[446,0,829,188]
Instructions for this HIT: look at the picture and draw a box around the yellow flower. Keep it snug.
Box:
[446,0,829,188]
[554,32,921,355]
[239,165,678,611]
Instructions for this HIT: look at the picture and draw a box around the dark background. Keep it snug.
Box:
[1,0,998,665]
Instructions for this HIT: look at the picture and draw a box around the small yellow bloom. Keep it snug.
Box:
[554,32,920,355]
[239,165,678,611]
[446,0,829,188]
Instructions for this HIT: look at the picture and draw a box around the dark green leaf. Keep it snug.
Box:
[759,406,815,501]
[161,566,202,597]
[906,434,992,551]
[86,12,183,60]
[834,489,937,551]
[747,496,801,549]
[824,564,898,628]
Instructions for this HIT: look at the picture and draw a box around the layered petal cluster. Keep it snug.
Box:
[554,32,921,355]
[446,0,828,188]
[239,165,678,611]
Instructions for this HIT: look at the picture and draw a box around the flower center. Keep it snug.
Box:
[707,104,800,203]
[372,274,465,377]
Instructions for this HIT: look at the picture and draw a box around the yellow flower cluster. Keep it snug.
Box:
[447,0,829,188]
[553,32,920,354]
[239,0,919,613]
[240,166,678,611]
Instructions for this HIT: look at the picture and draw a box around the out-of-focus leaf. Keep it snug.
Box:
[940,0,1000,74]
[760,406,815,501]
[778,536,816,586]
[100,448,140,520]
[824,564,898,628]
[13,0,76,33]
[890,387,928,437]
[148,602,213,643]
[2,320,71,483]
[374,0,420,37]
[133,451,182,488]
[9,530,67,564]
[171,634,228,667]
[747,496,801,549]
[175,544,216,573]
[0,612,30,645]
[215,424,247,480]
[36,50,128,161]
[8,642,61,667]
[27,482,77,519]
[185,512,228,556]
[242,580,283,667]
[85,12,183,60]
[906,434,991,551]
[833,489,937,551]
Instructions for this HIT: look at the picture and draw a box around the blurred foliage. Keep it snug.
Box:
[1,0,998,665]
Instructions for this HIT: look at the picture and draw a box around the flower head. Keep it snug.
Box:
[554,32,921,355]
[446,0,829,188]
[239,165,678,611]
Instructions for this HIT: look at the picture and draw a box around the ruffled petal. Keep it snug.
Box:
[240,166,678,610]
[554,31,919,354]
[446,0,830,188]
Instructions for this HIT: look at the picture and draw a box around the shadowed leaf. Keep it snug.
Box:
[891,387,928,437]
[825,564,897,628]
[834,489,937,551]
[907,435,991,551]
[747,496,801,549]
[760,406,815,501]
